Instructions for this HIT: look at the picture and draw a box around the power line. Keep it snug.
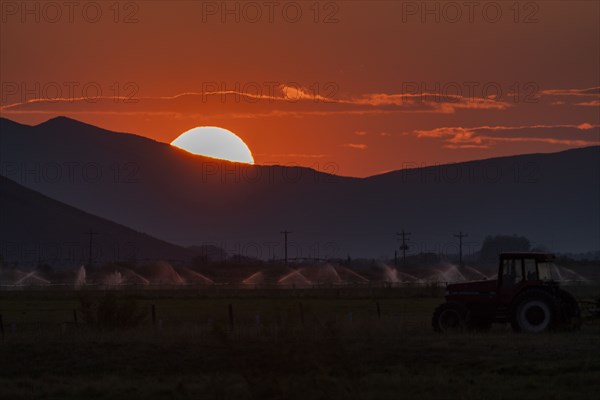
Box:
[280,230,291,265]
[454,231,468,268]
[84,229,99,268]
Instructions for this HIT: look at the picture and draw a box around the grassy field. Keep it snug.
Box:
[1,287,599,400]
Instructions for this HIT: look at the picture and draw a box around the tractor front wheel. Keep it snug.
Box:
[432,302,468,333]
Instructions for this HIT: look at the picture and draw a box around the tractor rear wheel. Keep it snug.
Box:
[432,302,468,333]
[511,289,558,333]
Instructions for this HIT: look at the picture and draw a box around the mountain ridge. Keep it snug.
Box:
[1,116,598,257]
[0,175,195,267]
[8,116,598,180]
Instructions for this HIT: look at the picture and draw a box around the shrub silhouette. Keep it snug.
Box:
[79,293,147,330]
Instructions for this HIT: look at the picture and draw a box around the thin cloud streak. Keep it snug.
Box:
[541,87,600,107]
[343,143,368,150]
[254,153,327,159]
[1,86,513,117]
[415,123,600,149]
[540,86,600,96]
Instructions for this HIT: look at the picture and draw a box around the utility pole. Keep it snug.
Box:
[454,231,468,268]
[84,229,99,268]
[396,230,411,266]
[280,230,291,265]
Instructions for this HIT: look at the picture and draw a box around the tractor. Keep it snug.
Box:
[432,252,581,333]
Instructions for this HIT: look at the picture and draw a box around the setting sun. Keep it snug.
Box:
[171,127,254,164]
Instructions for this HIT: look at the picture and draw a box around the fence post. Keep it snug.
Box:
[228,303,234,331]
[299,302,305,326]
[255,313,261,327]
[151,304,156,327]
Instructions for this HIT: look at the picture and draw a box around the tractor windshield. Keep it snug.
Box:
[537,262,559,281]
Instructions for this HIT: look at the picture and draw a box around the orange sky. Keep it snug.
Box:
[1,1,599,177]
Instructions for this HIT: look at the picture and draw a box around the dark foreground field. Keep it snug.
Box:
[1,287,599,400]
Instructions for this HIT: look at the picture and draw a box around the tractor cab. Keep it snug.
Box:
[497,252,558,304]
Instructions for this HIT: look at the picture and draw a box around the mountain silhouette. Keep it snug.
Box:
[0,175,194,267]
[1,116,598,259]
